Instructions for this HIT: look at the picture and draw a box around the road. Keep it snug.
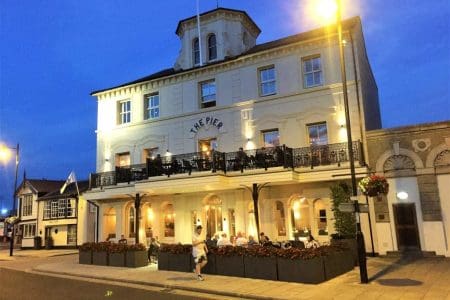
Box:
[0,268,217,300]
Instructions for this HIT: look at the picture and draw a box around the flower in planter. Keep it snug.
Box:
[358,175,389,197]
[5,216,20,224]
[159,243,192,254]
[211,245,245,256]
[92,241,111,252]
[244,245,276,257]
[109,243,127,253]
[80,242,95,251]
[126,243,146,251]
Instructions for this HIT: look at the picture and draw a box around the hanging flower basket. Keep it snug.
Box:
[358,175,389,197]
[5,216,20,224]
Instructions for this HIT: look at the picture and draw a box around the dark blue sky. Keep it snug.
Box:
[1,0,449,210]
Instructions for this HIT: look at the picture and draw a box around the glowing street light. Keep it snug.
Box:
[0,143,20,256]
[313,0,368,283]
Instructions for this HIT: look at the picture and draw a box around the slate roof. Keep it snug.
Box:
[38,180,90,200]
[91,16,360,96]
[17,179,66,197]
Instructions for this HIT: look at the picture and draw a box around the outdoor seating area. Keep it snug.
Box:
[90,141,363,189]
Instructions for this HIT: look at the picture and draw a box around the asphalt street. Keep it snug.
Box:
[0,268,217,300]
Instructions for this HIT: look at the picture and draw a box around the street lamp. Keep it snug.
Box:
[314,0,368,283]
[0,143,20,256]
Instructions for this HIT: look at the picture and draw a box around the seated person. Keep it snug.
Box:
[235,147,248,172]
[118,234,127,244]
[235,232,248,247]
[247,235,258,246]
[255,147,268,169]
[216,233,232,247]
[170,159,180,174]
[154,154,163,175]
[305,234,320,249]
[259,232,271,245]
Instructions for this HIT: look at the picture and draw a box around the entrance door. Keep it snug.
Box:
[393,203,421,251]
[45,227,52,245]
[198,138,217,154]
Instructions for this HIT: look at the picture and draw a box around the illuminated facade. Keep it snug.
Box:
[85,8,380,246]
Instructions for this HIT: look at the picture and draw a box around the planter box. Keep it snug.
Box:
[109,252,126,267]
[158,252,169,270]
[277,256,325,284]
[244,256,277,280]
[202,253,216,275]
[216,255,244,277]
[126,250,148,268]
[331,239,358,266]
[92,251,108,266]
[79,250,92,265]
[323,251,354,280]
[167,253,191,272]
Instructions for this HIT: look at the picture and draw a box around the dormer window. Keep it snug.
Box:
[208,34,217,61]
[193,38,200,66]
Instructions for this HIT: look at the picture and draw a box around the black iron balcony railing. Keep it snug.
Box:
[89,141,364,189]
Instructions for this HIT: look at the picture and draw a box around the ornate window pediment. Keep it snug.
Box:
[383,155,415,172]
[434,150,450,167]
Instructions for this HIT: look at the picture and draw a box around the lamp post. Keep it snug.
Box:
[314,0,368,283]
[0,143,20,256]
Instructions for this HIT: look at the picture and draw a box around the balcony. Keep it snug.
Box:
[89,141,365,189]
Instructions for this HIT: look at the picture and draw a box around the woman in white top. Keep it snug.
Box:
[216,232,232,247]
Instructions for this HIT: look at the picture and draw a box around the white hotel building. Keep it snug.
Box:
[85,8,381,248]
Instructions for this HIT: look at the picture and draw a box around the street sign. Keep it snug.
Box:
[339,203,355,212]
[338,203,369,213]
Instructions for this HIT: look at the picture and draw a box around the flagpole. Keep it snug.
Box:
[196,0,203,66]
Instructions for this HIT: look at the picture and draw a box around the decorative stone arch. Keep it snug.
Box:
[425,143,450,168]
[383,155,416,172]
[202,193,222,206]
[375,148,424,173]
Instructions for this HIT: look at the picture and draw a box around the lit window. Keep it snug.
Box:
[291,198,310,236]
[275,201,286,236]
[259,66,276,96]
[164,204,175,237]
[58,199,67,218]
[208,34,217,61]
[307,122,328,146]
[44,201,51,219]
[262,129,280,148]
[200,80,216,108]
[144,93,159,119]
[193,38,200,65]
[129,206,135,238]
[115,152,130,167]
[303,56,323,88]
[51,200,58,218]
[118,100,131,124]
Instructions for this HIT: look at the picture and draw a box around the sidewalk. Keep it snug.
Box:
[25,254,450,300]
[1,249,449,299]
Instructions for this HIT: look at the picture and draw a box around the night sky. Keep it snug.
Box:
[0,0,449,210]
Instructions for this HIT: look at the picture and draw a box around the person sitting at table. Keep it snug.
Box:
[275,146,284,166]
[259,232,271,245]
[305,234,320,249]
[170,158,180,175]
[247,235,258,246]
[235,147,248,172]
[217,233,232,247]
[118,234,127,244]
[235,232,248,247]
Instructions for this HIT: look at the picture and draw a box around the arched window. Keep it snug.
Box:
[129,206,135,238]
[164,204,175,237]
[275,201,286,236]
[314,199,328,236]
[290,197,310,237]
[193,38,200,65]
[208,34,217,61]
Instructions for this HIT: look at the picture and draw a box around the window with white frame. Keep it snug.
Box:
[23,224,36,238]
[262,129,280,148]
[51,200,58,218]
[193,38,200,65]
[118,100,131,124]
[44,201,51,219]
[303,56,323,88]
[144,93,159,120]
[59,198,67,218]
[67,225,77,245]
[22,194,33,216]
[200,80,216,108]
[307,122,328,146]
[208,34,217,61]
[67,199,76,217]
[259,66,276,96]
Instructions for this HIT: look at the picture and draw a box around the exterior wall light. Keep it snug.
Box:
[396,191,408,200]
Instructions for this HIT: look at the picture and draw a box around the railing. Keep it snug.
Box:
[89,141,364,189]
